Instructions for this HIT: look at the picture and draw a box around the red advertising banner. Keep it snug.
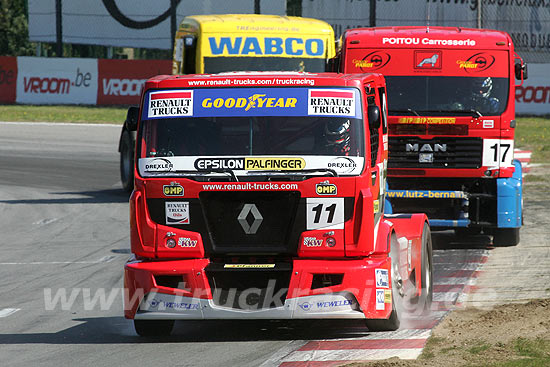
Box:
[0,56,17,103]
[97,59,172,105]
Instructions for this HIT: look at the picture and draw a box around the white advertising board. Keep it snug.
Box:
[28,0,285,50]
[515,63,550,115]
[16,57,98,105]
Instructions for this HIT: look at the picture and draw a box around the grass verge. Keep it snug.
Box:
[0,104,126,124]
[515,116,550,163]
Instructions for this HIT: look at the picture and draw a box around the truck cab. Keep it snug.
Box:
[340,27,527,246]
[123,72,432,336]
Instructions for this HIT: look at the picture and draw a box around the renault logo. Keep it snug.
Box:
[238,204,263,234]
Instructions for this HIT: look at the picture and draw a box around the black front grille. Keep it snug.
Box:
[388,136,482,169]
[199,191,303,255]
[205,262,292,310]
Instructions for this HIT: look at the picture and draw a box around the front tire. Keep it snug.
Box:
[366,233,403,331]
[134,319,174,337]
[411,223,433,315]
[120,129,134,192]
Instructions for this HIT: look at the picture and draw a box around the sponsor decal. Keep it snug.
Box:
[316,181,337,195]
[483,119,494,128]
[103,78,146,96]
[375,269,389,288]
[144,158,174,173]
[149,299,200,310]
[194,157,306,171]
[316,299,353,308]
[178,237,197,248]
[458,52,495,73]
[376,289,385,310]
[223,264,275,269]
[299,302,313,311]
[308,89,355,116]
[165,202,190,225]
[22,68,91,95]
[163,182,184,196]
[386,190,467,199]
[303,237,323,247]
[382,37,476,47]
[414,50,442,69]
[148,90,193,117]
[397,117,456,124]
[373,199,380,213]
[207,36,325,57]
[384,289,392,304]
[327,157,357,174]
[201,94,298,111]
[352,51,391,71]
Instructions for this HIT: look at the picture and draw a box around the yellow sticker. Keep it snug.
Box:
[245,157,305,170]
[397,117,456,124]
[384,289,392,303]
[224,264,275,269]
[373,200,380,213]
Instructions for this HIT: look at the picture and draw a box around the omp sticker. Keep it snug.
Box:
[482,139,514,168]
[165,202,190,225]
[308,89,355,116]
[376,289,385,310]
[163,183,184,196]
[306,197,344,230]
[375,269,389,288]
[148,90,193,118]
[316,182,337,195]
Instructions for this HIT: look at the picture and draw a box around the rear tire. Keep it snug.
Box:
[365,234,403,331]
[120,129,134,192]
[492,227,520,247]
[134,319,174,337]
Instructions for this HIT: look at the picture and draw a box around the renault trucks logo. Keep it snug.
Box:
[352,51,391,71]
[415,51,442,69]
[457,52,495,73]
[308,89,355,116]
[148,90,193,117]
[238,204,263,234]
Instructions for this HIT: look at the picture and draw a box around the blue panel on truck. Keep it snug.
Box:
[429,219,470,228]
[497,160,522,228]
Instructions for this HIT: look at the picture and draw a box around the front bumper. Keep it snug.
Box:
[124,257,393,320]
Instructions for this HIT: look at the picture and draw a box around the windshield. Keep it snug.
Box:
[204,57,326,73]
[138,86,365,177]
[386,76,509,116]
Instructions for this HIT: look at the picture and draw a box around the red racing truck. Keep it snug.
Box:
[339,27,527,246]
[123,72,432,336]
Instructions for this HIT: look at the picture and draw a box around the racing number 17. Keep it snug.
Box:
[490,143,510,163]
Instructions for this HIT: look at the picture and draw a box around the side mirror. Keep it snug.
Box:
[368,105,381,130]
[515,62,528,80]
[125,106,139,131]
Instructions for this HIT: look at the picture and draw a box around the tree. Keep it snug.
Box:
[0,0,35,56]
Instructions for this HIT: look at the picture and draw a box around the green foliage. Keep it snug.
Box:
[0,0,35,56]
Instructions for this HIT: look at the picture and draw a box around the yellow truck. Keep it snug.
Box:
[120,14,335,191]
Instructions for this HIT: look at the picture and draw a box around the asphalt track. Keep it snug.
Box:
[0,122,491,366]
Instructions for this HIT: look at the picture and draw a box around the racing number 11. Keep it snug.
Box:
[306,198,344,230]
[312,203,336,224]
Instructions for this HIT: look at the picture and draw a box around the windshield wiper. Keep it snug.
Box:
[389,108,420,116]
[415,109,483,118]
[248,168,338,177]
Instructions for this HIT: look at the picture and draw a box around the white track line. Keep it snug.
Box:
[0,308,20,318]
[0,255,116,265]
[283,348,423,362]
